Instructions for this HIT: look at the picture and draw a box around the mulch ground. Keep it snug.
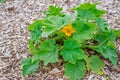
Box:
[0,0,120,80]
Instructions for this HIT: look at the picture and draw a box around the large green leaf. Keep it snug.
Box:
[31,23,42,44]
[61,39,87,63]
[63,39,81,49]
[74,2,105,19]
[87,55,105,74]
[44,5,64,17]
[75,2,98,10]
[61,48,87,64]
[41,15,74,37]
[94,42,117,65]
[95,31,116,43]
[27,20,42,44]
[77,9,96,20]
[65,60,86,80]
[72,20,97,42]
[96,18,109,31]
[27,20,42,31]
[35,39,59,65]
[22,57,39,76]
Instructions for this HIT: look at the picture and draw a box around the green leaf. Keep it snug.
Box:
[30,22,42,44]
[28,39,38,54]
[96,18,109,31]
[63,39,81,49]
[77,9,96,20]
[72,20,97,42]
[74,2,105,19]
[94,42,117,65]
[41,15,74,37]
[95,32,107,43]
[95,31,116,43]
[35,39,59,65]
[61,39,87,63]
[27,20,42,31]
[112,30,120,37]
[65,60,85,80]
[93,9,106,18]
[61,48,87,64]
[75,2,99,10]
[44,5,64,17]
[87,55,105,74]
[28,39,35,54]
[22,57,39,76]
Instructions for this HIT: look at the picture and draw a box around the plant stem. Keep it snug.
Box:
[99,38,108,46]
[83,45,97,49]
[58,46,64,52]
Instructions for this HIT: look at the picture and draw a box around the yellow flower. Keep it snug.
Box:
[61,24,75,37]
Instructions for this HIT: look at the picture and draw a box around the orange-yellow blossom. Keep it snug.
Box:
[61,24,75,37]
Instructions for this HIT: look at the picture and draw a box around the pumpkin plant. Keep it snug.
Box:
[21,2,120,80]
